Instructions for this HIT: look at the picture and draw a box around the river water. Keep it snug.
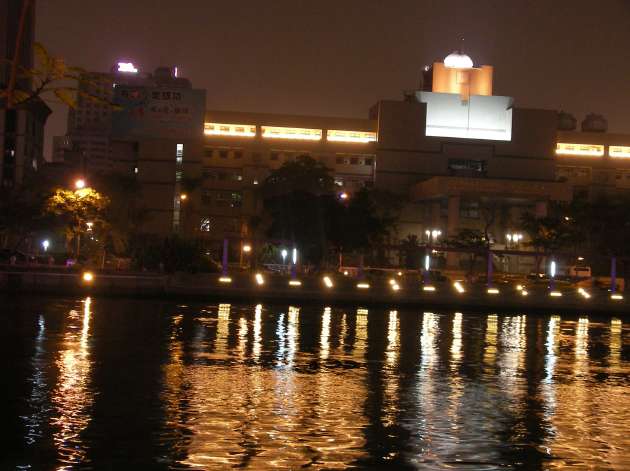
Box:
[2,296,629,470]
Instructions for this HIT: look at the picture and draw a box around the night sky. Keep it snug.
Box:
[37,0,630,159]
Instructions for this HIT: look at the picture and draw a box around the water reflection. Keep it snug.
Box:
[51,297,93,468]
[6,300,630,470]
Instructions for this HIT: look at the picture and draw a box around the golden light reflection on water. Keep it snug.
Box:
[51,297,93,467]
[383,311,399,427]
[320,307,331,360]
[177,304,368,469]
[545,316,630,469]
[450,312,463,368]
[610,318,622,367]
[253,304,262,361]
[354,308,368,359]
[484,314,498,367]
[16,302,630,470]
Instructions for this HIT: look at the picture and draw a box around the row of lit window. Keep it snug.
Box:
[556,143,630,158]
[204,123,377,143]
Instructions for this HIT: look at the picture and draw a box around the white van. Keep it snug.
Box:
[568,266,591,278]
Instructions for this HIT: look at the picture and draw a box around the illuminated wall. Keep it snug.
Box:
[556,143,604,157]
[327,130,377,143]
[417,91,513,141]
[609,146,630,158]
[432,62,493,99]
[204,123,256,137]
[261,126,322,140]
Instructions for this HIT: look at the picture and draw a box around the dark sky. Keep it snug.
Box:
[37,0,630,159]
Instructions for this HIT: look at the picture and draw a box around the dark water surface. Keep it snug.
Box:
[2,296,630,470]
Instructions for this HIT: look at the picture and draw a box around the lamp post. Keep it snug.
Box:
[424,229,441,284]
[281,249,288,274]
[291,248,297,278]
[240,242,252,269]
[42,240,50,252]
[550,260,557,291]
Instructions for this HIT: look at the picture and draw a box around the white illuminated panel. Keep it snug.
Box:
[418,92,513,141]
[556,143,604,157]
[610,146,630,158]
[327,130,377,143]
[261,126,322,141]
[204,123,256,137]
[117,62,138,73]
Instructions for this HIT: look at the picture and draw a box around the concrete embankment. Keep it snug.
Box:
[1,269,629,315]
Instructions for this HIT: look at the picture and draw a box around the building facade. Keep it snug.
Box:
[196,52,573,269]
[49,50,630,267]
[1,0,50,189]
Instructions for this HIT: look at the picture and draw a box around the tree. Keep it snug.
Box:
[1,42,115,109]
[0,172,59,251]
[520,209,579,272]
[44,188,110,257]
[400,234,421,269]
[446,228,488,280]
[262,156,335,264]
[332,187,401,265]
[92,173,148,255]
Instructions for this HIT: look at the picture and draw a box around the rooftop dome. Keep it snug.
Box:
[444,51,474,69]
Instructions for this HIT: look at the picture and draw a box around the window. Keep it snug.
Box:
[556,143,604,157]
[460,201,480,219]
[234,150,243,159]
[261,126,322,141]
[350,157,358,165]
[204,148,214,157]
[327,129,377,143]
[204,122,256,137]
[219,150,228,159]
[202,190,212,205]
[336,156,344,164]
[270,152,279,161]
[448,159,486,176]
[364,158,373,166]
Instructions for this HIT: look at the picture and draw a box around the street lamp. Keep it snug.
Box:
[42,240,50,252]
[180,193,188,201]
[86,221,94,232]
[243,244,252,253]
[425,229,442,243]
[75,179,86,190]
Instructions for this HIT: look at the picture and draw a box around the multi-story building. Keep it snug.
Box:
[198,51,572,268]
[109,65,207,234]
[62,64,149,174]
[50,49,630,270]
[555,116,630,199]
[0,0,50,189]
[200,111,377,245]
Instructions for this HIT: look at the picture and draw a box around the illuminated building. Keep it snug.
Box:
[45,47,630,247]
[555,127,630,199]
[52,63,206,235]
[200,110,376,244]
